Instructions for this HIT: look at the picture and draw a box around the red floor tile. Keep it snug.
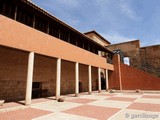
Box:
[0,102,22,109]
[0,98,52,110]
[65,98,96,104]
[63,105,120,120]
[127,102,160,112]
[97,93,117,97]
[107,97,137,102]
[123,93,143,95]
[0,108,52,120]
[142,95,160,99]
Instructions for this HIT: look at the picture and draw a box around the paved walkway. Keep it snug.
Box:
[0,91,160,120]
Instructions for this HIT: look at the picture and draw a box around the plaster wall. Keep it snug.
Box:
[0,15,114,70]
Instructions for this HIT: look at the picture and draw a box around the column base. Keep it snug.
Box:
[25,103,31,106]
[88,92,92,95]
[56,96,60,100]
[106,89,109,92]
[98,90,101,93]
[25,100,31,106]
[75,93,79,97]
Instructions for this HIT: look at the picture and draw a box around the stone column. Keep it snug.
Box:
[25,52,34,105]
[47,22,50,34]
[105,69,109,91]
[14,5,17,20]
[98,67,101,92]
[56,58,61,99]
[88,65,92,94]
[75,62,79,97]
[33,15,36,28]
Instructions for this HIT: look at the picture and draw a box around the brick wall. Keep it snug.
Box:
[108,55,121,90]
[0,46,99,102]
[92,67,98,91]
[0,47,28,102]
[33,55,57,96]
[0,47,58,101]
[120,63,160,90]
[79,64,88,92]
[61,60,75,95]
[60,62,98,94]
[136,45,160,77]
[109,54,160,90]
[107,40,160,77]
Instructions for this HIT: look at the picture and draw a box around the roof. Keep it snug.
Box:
[107,40,139,47]
[140,44,160,48]
[21,0,112,53]
[84,30,111,44]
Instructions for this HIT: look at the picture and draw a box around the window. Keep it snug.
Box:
[35,17,48,33]
[16,7,34,27]
[124,57,130,65]
[1,2,15,19]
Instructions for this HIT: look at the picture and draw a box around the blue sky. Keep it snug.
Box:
[32,0,160,47]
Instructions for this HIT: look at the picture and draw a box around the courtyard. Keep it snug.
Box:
[0,91,160,120]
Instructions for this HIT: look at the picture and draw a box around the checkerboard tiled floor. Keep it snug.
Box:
[0,91,160,120]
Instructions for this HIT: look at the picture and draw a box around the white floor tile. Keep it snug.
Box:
[108,109,160,120]
[135,98,160,104]
[32,112,97,120]
[87,100,132,108]
[31,101,82,112]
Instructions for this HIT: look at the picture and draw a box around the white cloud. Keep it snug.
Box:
[95,0,110,6]
[141,39,160,47]
[101,32,160,47]
[55,0,79,7]
[101,32,136,44]
[120,0,138,20]
[66,18,80,27]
